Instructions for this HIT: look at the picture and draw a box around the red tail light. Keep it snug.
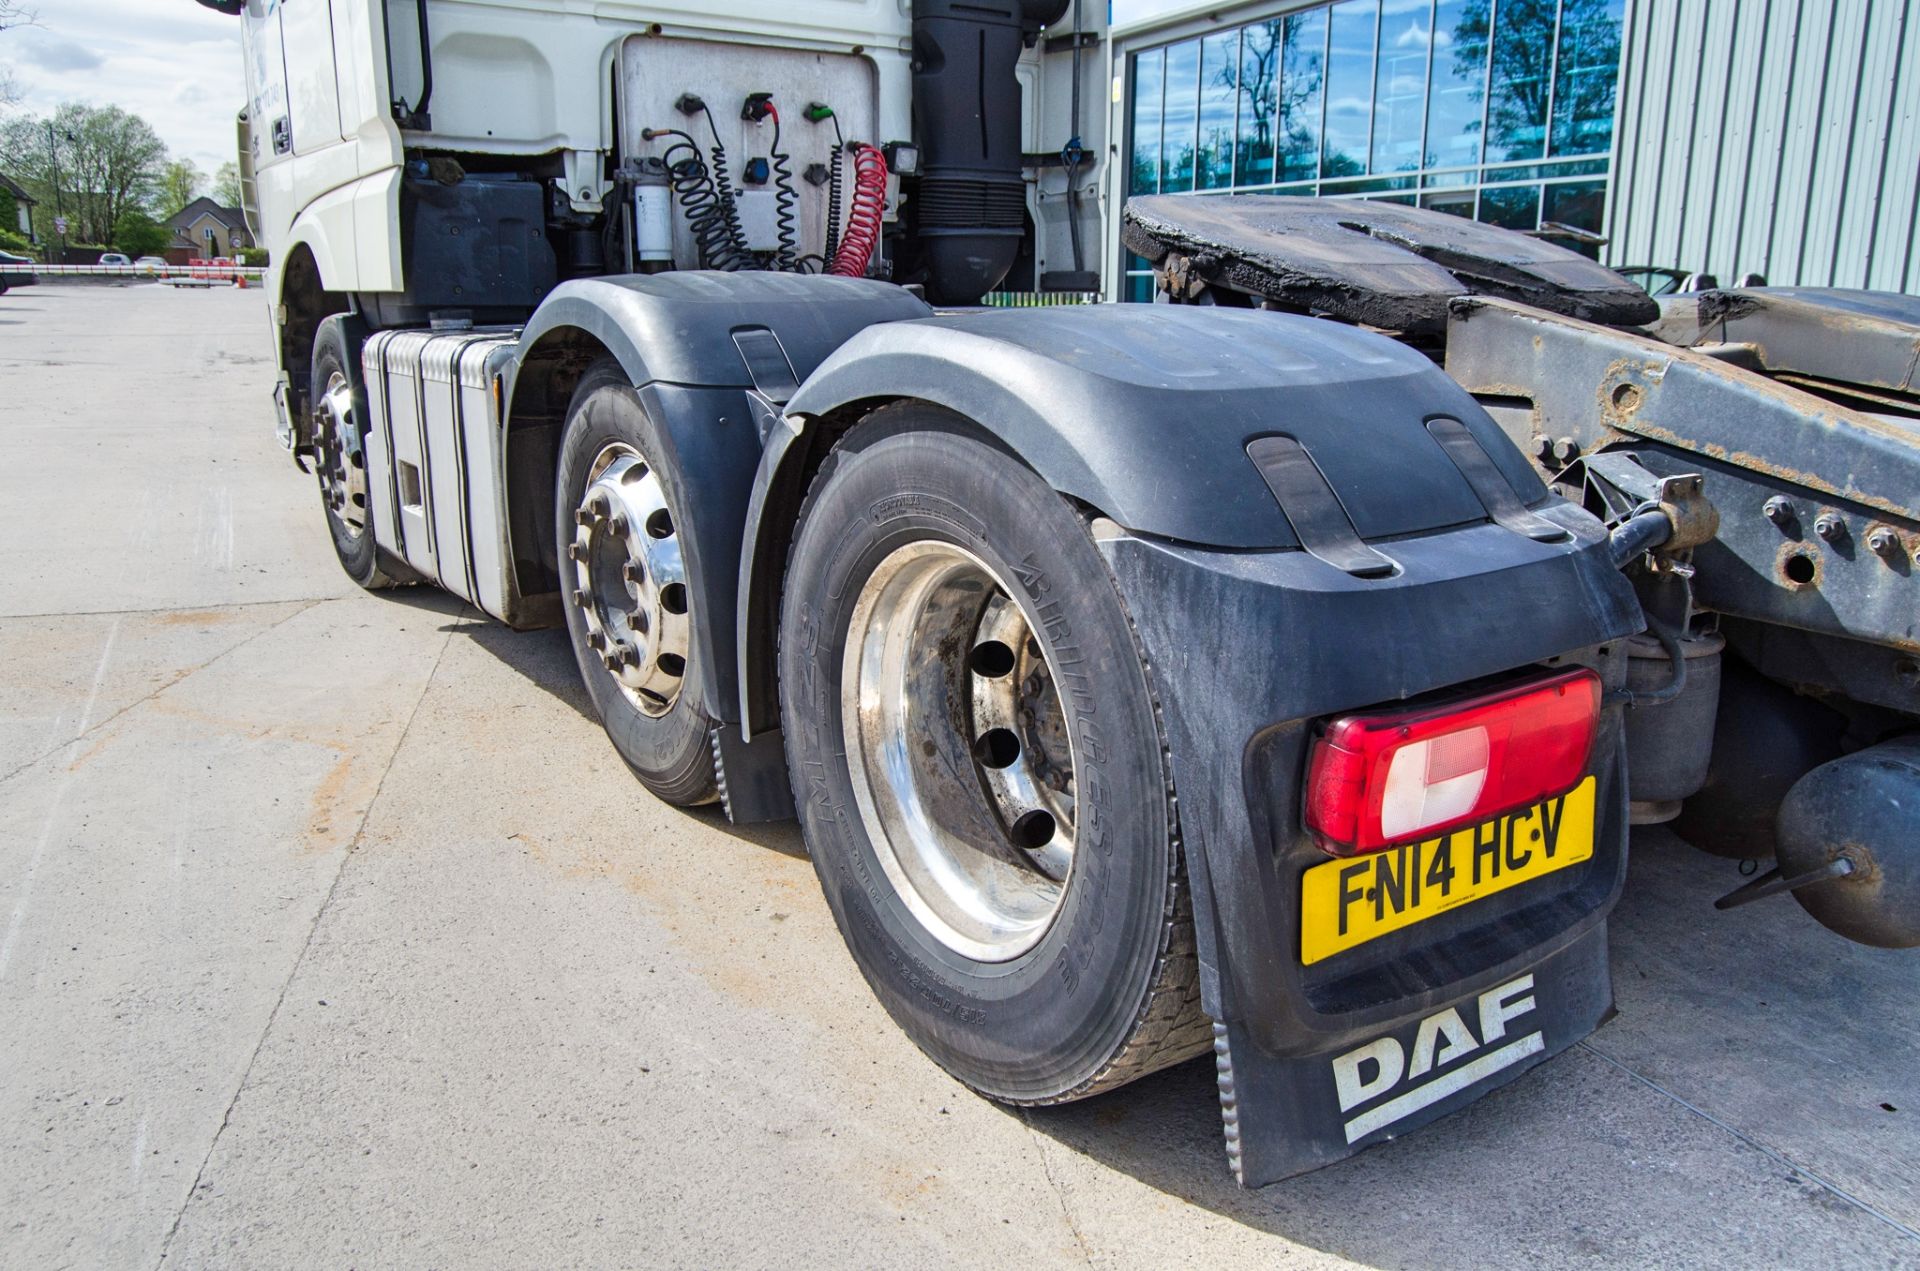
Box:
[1304,669,1602,856]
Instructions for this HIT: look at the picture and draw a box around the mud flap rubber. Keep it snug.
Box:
[1214,924,1613,1186]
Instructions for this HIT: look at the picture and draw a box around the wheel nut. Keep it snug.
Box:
[571,588,585,607]
[1815,512,1846,543]
[603,651,620,670]
[1554,437,1581,465]
[586,631,605,651]
[1533,435,1556,464]
[1868,528,1900,558]
[606,515,629,537]
[623,562,644,583]
[566,543,583,561]
[1764,496,1796,528]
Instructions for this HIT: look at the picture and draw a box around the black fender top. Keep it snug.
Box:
[515,271,933,389]
[784,305,1550,550]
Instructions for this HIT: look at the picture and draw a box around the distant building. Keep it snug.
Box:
[166,197,250,259]
[0,173,36,241]
[1112,0,1920,297]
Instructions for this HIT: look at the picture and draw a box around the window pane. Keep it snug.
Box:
[1278,8,1327,182]
[1421,188,1478,218]
[1198,30,1239,189]
[1130,49,1164,196]
[1542,179,1607,255]
[1372,0,1432,174]
[1477,182,1541,229]
[1162,39,1200,193]
[1125,272,1158,303]
[1484,0,1556,161]
[1323,0,1377,178]
[1550,0,1625,156]
[1426,0,1483,169]
[1236,20,1281,187]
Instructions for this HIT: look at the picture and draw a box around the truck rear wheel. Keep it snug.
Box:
[779,406,1211,1103]
[311,323,414,589]
[556,360,718,806]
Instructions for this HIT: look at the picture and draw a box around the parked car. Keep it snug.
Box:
[99,252,132,268]
[134,256,170,276]
[0,248,36,293]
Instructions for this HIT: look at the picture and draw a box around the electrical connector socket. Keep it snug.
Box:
[741,92,775,123]
[673,93,706,117]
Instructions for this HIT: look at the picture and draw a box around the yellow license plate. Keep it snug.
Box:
[1300,777,1597,966]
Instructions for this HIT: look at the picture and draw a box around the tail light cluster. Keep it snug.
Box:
[1304,669,1602,856]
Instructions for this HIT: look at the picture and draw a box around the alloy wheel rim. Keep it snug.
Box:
[568,442,691,718]
[840,541,1078,963]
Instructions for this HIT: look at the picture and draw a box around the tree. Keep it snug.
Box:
[113,207,170,257]
[158,159,205,218]
[213,161,243,208]
[0,103,168,244]
[0,1,33,106]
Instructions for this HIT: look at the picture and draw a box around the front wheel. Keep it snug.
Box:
[779,405,1211,1103]
[311,322,414,589]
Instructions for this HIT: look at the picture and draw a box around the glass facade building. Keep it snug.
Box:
[1122,0,1627,300]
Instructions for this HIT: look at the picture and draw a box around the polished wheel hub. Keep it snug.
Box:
[842,542,1077,963]
[569,443,690,717]
[314,371,369,540]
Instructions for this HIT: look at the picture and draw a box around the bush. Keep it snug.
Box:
[112,209,172,258]
[238,247,270,267]
[0,227,36,258]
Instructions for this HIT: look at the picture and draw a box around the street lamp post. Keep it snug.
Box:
[44,121,68,263]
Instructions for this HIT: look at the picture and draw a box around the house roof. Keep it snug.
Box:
[166,197,245,231]
[0,173,37,206]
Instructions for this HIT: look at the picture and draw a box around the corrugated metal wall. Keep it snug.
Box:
[1605,0,1920,291]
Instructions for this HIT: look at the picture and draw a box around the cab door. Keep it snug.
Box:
[277,0,346,153]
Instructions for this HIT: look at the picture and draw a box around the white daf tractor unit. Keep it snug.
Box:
[199,0,1917,1186]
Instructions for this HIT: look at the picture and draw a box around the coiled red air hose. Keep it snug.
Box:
[830,144,887,278]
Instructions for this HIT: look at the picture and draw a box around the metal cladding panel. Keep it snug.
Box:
[363,328,521,620]
[1607,0,1920,291]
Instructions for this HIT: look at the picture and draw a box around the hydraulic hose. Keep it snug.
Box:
[1608,501,1675,569]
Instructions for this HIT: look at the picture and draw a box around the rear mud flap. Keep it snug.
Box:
[1214,925,1612,1185]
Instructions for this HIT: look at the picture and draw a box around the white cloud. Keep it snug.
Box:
[1,0,248,176]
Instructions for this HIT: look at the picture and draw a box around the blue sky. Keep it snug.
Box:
[3,1,248,178]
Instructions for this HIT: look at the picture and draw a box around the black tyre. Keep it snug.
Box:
[555,360,719,806]
[311,323,414,589]
[779,404,1211,1103]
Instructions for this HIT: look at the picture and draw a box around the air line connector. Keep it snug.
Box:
[742,92,776,124]
[803,102,836,123]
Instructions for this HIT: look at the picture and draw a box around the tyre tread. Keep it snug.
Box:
[786,407,1213,1106]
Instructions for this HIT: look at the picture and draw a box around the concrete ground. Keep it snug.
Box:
[1,282,1915,1271]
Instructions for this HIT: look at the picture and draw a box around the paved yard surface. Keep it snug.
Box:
[2,283,1916,1270]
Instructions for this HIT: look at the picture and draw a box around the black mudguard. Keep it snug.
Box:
[505,273,929,815]
[753,305,1645,1183]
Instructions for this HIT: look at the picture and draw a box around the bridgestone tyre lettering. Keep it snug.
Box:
[778,404,1211,1103]
[555,359,718,806]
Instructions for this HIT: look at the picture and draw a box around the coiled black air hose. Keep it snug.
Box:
[649,127,750,271]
